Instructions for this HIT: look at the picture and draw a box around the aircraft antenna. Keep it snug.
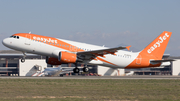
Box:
[29,31,31,34]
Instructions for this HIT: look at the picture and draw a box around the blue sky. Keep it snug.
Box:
[0,0,180,56]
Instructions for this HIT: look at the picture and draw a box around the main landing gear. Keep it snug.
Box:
[73,68,80,73]
[21,52,26,63]
[73,64,89,73]
[83,66,89,72]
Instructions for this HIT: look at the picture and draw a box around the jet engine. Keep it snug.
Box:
[46,51,77,65]
[58,51,77,63]
[46,57,62,65]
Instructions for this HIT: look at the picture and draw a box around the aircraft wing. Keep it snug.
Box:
[77,46,131,59]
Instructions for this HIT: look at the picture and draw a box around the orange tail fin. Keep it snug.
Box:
[140,31,172,59]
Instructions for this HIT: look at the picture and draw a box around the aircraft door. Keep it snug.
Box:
[25,34,31,45]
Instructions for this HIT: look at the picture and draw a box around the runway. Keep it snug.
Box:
[0,75,180,79]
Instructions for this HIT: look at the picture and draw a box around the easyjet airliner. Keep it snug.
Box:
[2,31,173,73]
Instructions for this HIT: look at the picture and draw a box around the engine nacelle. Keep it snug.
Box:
[46,51,77,65]
[59,51,77,63]
[46,57,62,65]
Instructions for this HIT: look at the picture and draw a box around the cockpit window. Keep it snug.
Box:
[10,35,19,39]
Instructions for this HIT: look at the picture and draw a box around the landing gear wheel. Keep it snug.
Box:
[21,58,25,63]
[73,68,80,73]
[83,67,89,72]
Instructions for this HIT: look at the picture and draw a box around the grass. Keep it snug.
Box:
[0,79,180,101]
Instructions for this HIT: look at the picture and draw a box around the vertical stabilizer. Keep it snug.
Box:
[140,31,172,59]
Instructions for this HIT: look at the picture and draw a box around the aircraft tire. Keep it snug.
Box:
[73,68,80,73]
[21,58,25,63]
[83,67,89,72]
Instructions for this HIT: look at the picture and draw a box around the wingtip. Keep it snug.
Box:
[126,46,131,51]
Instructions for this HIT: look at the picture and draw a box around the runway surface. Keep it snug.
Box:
[0,76,180,79]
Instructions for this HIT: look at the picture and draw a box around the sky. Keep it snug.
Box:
[0,0,180,56]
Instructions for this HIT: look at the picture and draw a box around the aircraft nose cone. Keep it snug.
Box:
[2,38,9,47]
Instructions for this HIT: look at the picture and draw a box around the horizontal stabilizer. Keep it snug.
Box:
[150,59,175,64]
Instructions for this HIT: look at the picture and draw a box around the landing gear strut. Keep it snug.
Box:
[21,52,26,63]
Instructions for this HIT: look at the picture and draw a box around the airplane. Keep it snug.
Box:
[2,31,174,73]
[126,71,134,76]
[34,67,72,77]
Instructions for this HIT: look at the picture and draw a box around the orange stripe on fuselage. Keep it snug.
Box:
[96,57,117,66]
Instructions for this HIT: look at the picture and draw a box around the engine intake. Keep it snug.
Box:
[46,57,62,65]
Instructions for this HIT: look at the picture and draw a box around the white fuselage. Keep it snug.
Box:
[3,31,172,69]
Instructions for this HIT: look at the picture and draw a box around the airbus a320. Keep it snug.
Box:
[2,31,173,73]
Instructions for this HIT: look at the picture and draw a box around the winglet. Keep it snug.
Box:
[126,46,131,51]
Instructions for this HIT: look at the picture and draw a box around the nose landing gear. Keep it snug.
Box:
[21,58,25,63]
[21,52,26,63]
